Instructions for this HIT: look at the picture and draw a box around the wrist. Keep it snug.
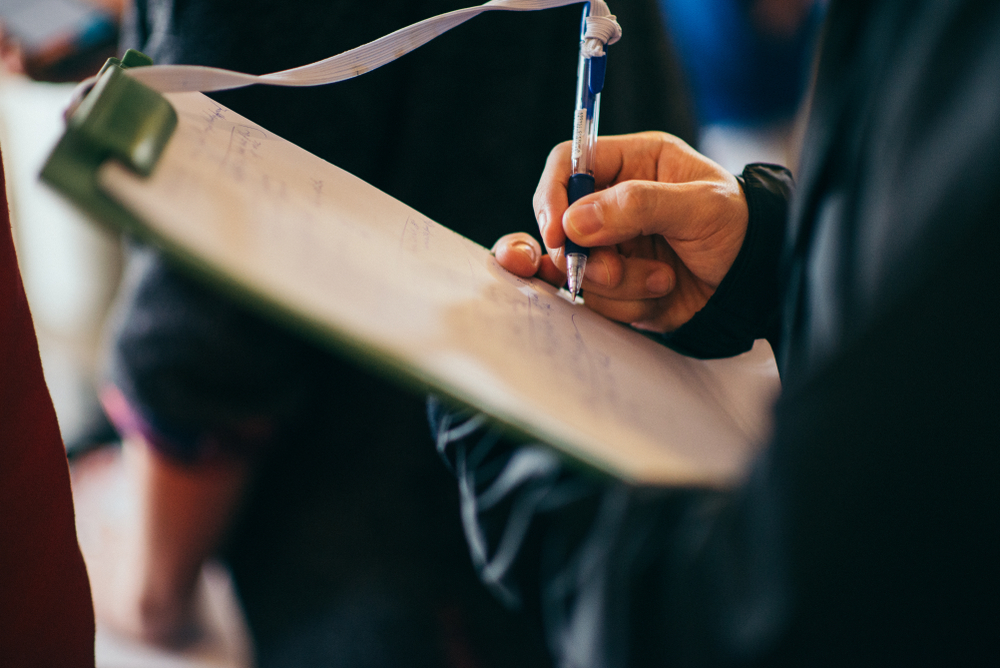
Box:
[657,163,793,358]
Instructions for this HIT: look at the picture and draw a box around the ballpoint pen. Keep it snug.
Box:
[565,3,607,301]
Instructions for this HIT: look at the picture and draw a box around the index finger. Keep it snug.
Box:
[533,141,573,251]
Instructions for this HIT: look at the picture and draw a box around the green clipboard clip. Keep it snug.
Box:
[40,49,177,235]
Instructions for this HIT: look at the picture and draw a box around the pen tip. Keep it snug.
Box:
[566,257,586,301]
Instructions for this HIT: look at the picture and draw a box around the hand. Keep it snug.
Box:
[495,132,748,333]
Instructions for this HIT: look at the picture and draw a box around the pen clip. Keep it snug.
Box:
[588,55,607,95]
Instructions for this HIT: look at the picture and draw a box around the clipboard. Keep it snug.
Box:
[41,52,780,487]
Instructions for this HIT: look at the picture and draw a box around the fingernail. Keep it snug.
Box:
[566,203,602,237]
[584,257,611,286]
[646,268,672,294]
[510,239,539,264]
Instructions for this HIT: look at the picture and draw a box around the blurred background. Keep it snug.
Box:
[1,0,121,454]
[0,0,823,666]
[1,1,255,666]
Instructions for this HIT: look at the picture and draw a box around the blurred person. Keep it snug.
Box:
[659,0,824,170]
[432,0,1000,665]
[83,0,696,665]
[0,0,122,81]
[1,147,95,667]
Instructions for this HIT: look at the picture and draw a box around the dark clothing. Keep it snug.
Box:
[107,1,694,665]
[432,1,1000,665]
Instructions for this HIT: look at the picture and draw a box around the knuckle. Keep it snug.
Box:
[548,141,573,164]
[656,131,691,153]
[613,181,653,221]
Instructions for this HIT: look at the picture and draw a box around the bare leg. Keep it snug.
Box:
[75,436,251,647]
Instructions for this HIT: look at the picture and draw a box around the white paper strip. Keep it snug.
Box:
[123,0,621,93]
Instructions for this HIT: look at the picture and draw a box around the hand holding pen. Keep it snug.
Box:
[503,133,749,332]
[498,3,748,334]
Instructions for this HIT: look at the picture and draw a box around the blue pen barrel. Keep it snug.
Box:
[565,173,595,256]
[567,172,596,204]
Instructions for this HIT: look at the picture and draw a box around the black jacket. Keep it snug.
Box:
[432,1,1000,665]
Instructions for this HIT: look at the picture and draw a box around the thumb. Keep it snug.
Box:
[493,232,542,277]
[563,179,746,248]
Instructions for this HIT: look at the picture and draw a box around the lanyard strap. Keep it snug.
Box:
[122,0,621,94]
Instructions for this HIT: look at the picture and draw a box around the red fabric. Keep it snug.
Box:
[0,147,95,666]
